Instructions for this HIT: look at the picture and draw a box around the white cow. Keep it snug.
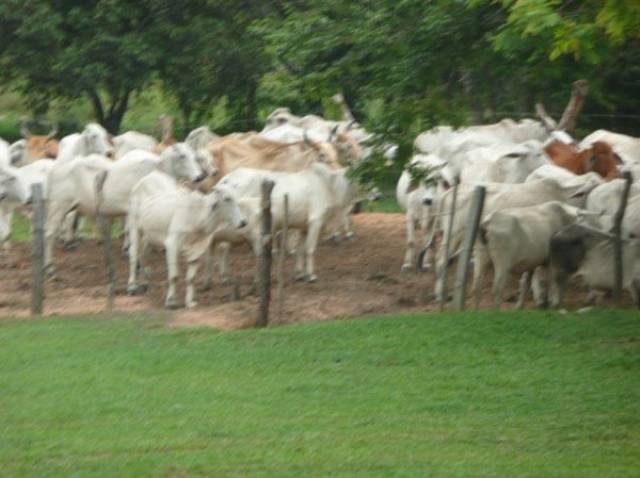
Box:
[580,129,640,164]
[127,172,247,308]
[113,131,158,158]
[453,141,549,184]
[473,201,598,308]
[0,159,54,251]
[549,224,640,308]
[219,163,344,282]
[414,119,549,156]
[585,179,640,216]
[44,143,205,274]
[56,123,114,162]
[0,165,33,255]
[396,154,448,271]
[434,174,603,297]
[185,126,221,151]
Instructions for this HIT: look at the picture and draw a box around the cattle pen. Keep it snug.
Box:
[2,210,639,329]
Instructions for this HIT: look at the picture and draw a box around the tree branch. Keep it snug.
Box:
[558,79,588,133]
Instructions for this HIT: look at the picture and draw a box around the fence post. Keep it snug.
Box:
[276,195,289,323]
[613,170,633,304]
[94,171,115,312]
[31,183,45,316]
[257,179,275,327]
[453,185,486,310]
[438,178,459,311]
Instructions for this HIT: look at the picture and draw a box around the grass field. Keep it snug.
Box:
[1,311,639,476]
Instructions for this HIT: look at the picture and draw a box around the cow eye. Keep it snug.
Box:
[224,197,231,202]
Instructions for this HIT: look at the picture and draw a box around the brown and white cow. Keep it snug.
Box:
[544,139,621,180]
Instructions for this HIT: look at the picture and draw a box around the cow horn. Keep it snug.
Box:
[347,120,356,131]
[20,120,31,139]
[47,123,59,139]
[328,125,339,142]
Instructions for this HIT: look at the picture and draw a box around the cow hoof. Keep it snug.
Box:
[127,283,147,295]
[198,282,213,293]
[45,265,57,279]
[63,241,78,252]
[401,264,412,273]
[305,274,318,283]
[345,232,354,240]
[186,300,198,309]
[295,273,305,281]
[164,298,179,310]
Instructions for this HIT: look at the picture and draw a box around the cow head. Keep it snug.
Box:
[82,123,114,159]
[0,168,30,205]
[331,133,363,167]
[587,141,621,180]
[19,123,59,162]
[207,184,247,230]
[161,143,206,183]
[264,107,296,131]
[8,140,27,166]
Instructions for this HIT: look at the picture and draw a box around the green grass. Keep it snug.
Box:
[1,311,639,476]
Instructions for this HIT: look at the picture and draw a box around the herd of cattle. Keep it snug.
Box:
[403,120,640,308]
[1,110,640,310]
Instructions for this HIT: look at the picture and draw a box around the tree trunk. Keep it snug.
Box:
[87,89,132,134]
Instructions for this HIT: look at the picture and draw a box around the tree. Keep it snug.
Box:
[1,1,161,133]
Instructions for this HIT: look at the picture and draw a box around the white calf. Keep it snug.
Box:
[127,172,246,308]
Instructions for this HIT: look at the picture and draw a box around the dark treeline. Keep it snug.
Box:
[1,0,639,156]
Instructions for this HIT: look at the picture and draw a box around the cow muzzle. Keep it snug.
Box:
[422,197,433,206]
[195,172,207,183]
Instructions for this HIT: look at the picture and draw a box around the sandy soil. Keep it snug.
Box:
[0,213,622,330]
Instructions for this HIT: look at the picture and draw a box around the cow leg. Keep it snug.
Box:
[294,233,306,281]
[472,246,490,310]
[0,209,12,258]
[530,266,549,308]
[45,203,75,276]
[492,265,509,310]
[200,246,215,292]
[549,267,568,309]
[516,272,532,309]
[121,215,130,256]
[343,207,354,239]
[631,279,640,308]
[304,220,322,282]
[217,242,232,284]
[401,214,418,272]
[126,225,140,294]
[419,212,437,271]
[185,260,200,309]
[164,236,180,309]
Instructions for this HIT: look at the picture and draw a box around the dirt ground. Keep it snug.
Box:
[0,213,624,330]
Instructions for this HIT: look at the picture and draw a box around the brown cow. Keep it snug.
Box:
[20,124,59,162]
[202,134,340,190]
[544,139,620,180]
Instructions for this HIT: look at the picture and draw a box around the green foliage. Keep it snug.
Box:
[0,311,639,475]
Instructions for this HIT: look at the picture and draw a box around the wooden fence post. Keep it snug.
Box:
[276,195,289,323]
[438,178,459,311]
[453,185,486,310]
[613,170,633,304]
[31,183,45,316]
[257,179,275,327]
[94,171,115,312]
